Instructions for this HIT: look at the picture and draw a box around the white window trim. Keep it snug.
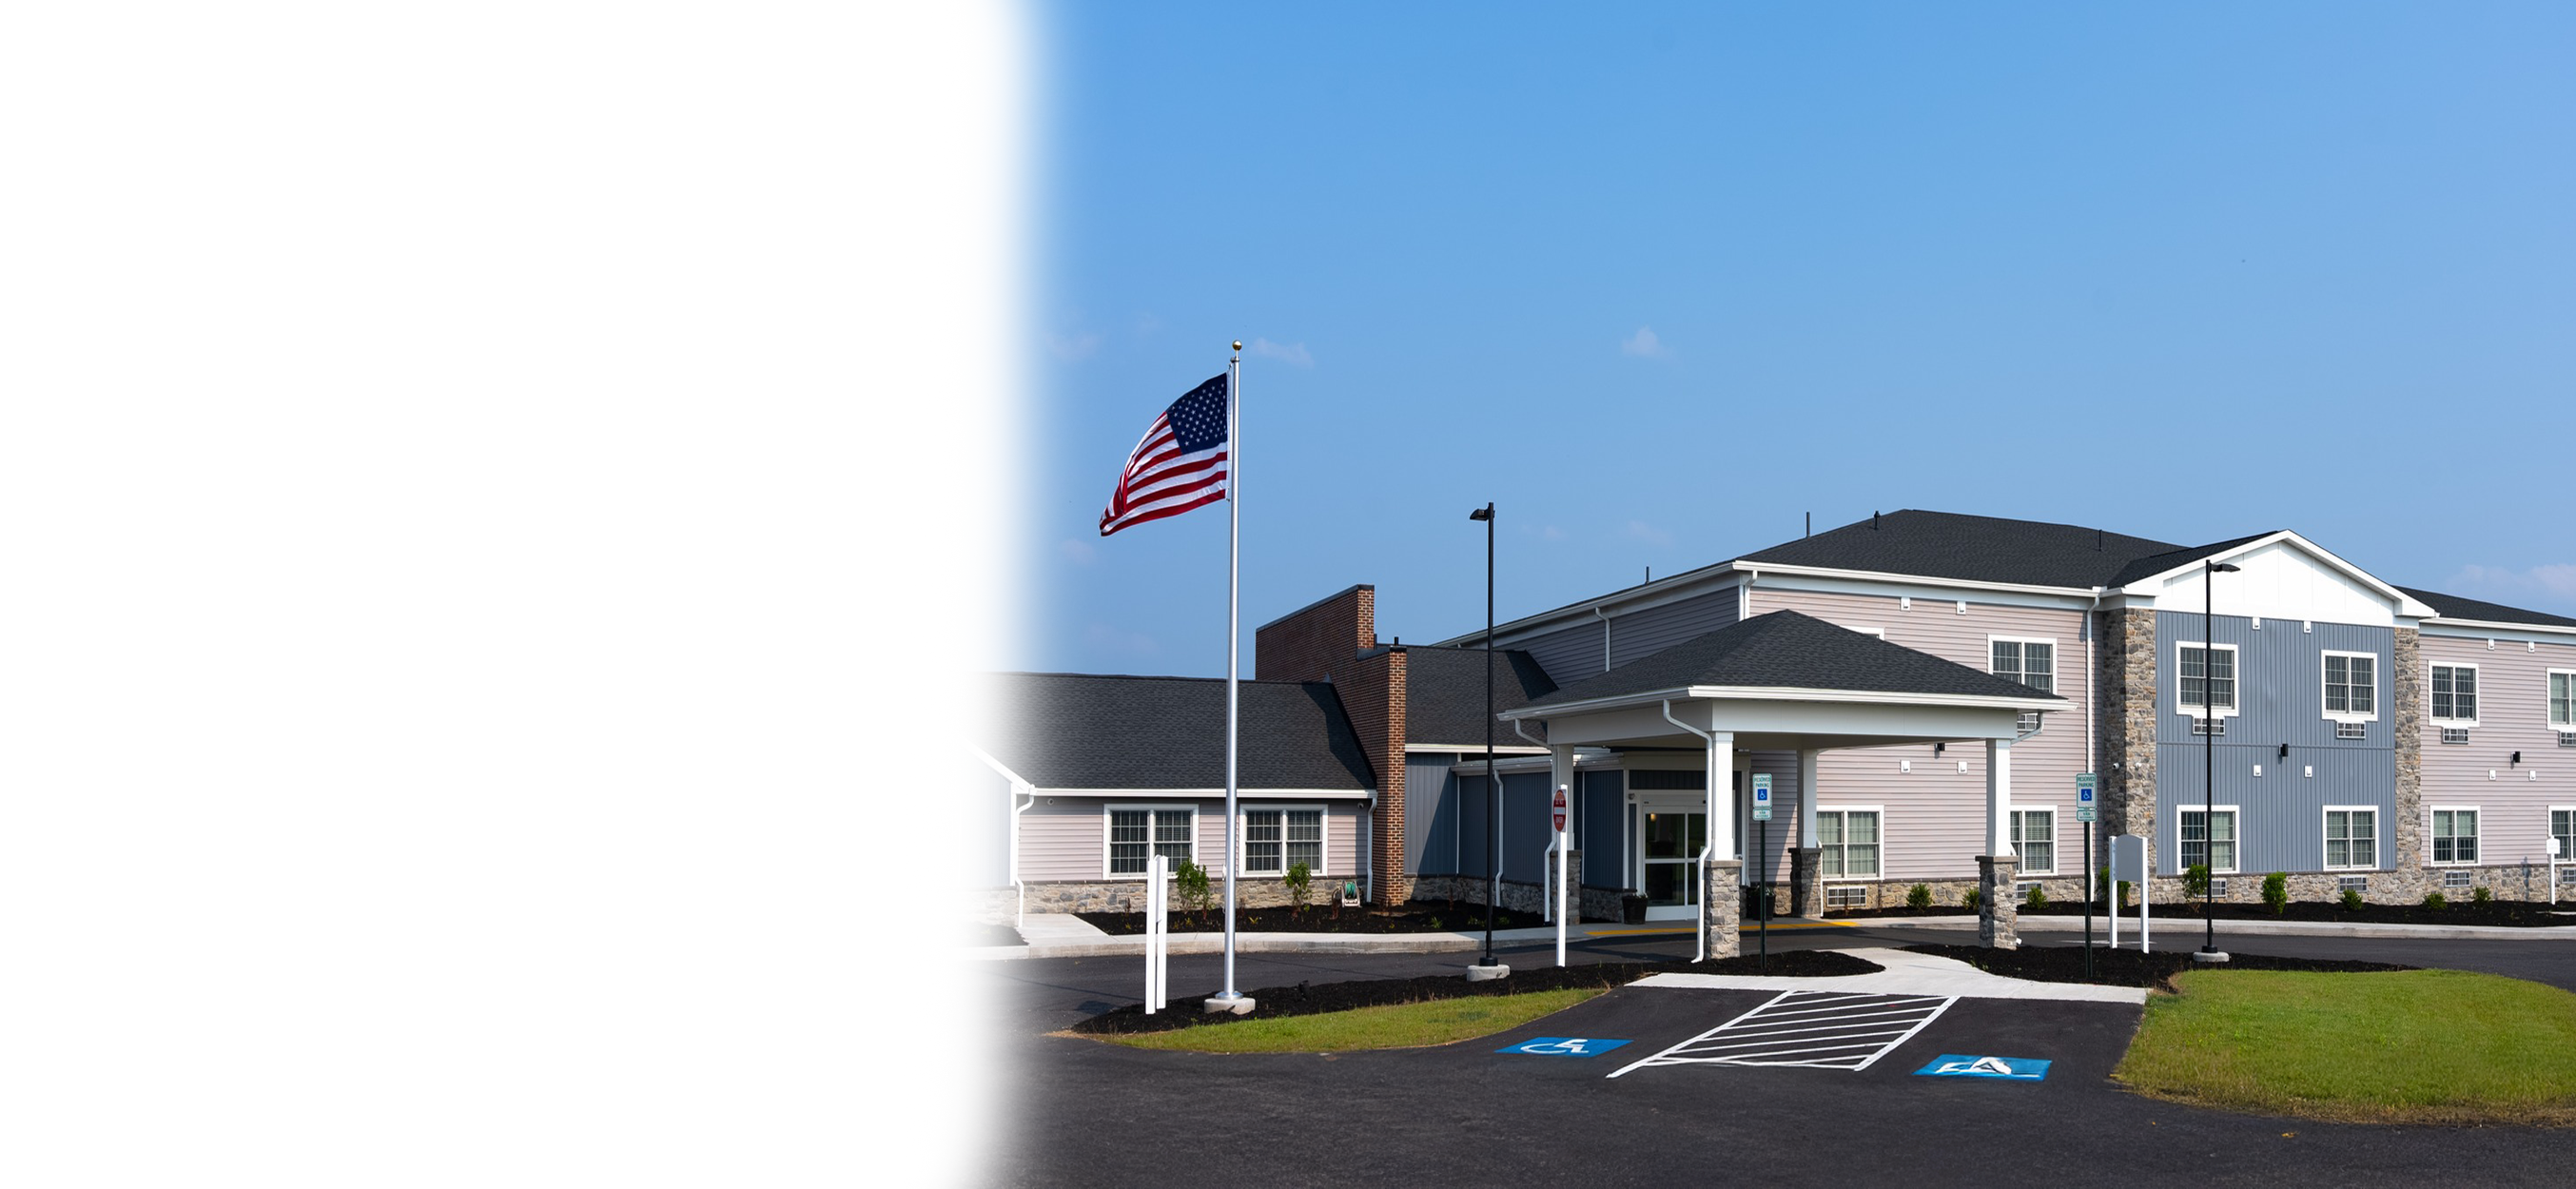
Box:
[1238,803,1328,877]
[2428,805,2481,867]
[2320,650,2380,724]
[2550,670,2576,731]
[2009,805,2058,875]
[1815,805,1885,881]
[1987,634,2059,691]
[2175,641,2241,719]
[2549,805,2576,864]
[1103,802,1198,881]
[2177,805,2242,875]
[2428,662,2480,728]
[2320,805,2380,871]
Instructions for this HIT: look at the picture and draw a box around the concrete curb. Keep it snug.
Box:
[973,914,2576,959]
[1851,915,2576,942]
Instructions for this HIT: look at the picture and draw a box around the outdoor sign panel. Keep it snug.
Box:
[2075,772,2097,823]
[1551,787,1568,832]
[1751,773,1771,821]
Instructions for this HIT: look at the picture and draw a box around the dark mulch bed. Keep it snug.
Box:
[1903,943,2417,993]
[1067,948,1883,1035]
[1075,902,1579,936]
[1833,898,2576,927]
[967,923,1024,947]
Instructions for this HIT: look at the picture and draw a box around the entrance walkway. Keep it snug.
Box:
[1628,945,2148,1004]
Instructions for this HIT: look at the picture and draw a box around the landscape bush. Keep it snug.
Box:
[2422,890,2449,911]
[1176,858,1215,916]
[1284,862,1312,912]
[2261,872,2289,916]
[1906,884,1933,909]
[2024,884,2047,910]
[1961,887,1982,912]
[2182,864,2211,900]
[2472,885,2492,905]
[2340,887,2365,911]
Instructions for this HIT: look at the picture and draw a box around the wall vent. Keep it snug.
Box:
[2444,869,2471,889]
[2335,721,2365,740]
[1825,885,1866,910]
[2441,728,2469,745]
[2337,875,2369,892]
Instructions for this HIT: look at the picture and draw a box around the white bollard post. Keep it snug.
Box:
[1556,828,1570,968]
[1145,854,1167,1014]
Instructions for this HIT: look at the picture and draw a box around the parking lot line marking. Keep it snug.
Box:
[1608,989,1960,1078]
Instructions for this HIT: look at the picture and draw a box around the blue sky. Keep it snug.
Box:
[1024,4,2575,678]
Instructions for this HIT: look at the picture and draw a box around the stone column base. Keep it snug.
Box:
[1792,847,1822,917]
[1977,855,2020,949]
[1703,859,1744,960]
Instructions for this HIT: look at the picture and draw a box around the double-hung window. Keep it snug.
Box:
[2009,808,2055,875]
[2550,809,2574,873]
[2430,808,2479,866]
[2323,652,2377,722]
[2177,643,2237,721]
[1241,807,1323,875]
[2178,808,2237,874]
[2552,672,2576,731]
[1816,809,1882,879]
[1108,806,1195,877]
[1992,637,2055,731]
[2323,808,2377,869]
[2430,664,2478,726]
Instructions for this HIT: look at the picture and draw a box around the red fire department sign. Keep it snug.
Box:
[1551,786,1569,832]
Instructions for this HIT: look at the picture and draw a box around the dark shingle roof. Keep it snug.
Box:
[2103,531,2281,588]
[2397,587,2576,630]
[986,672,1376,790]
[1739,510,2185,590]
[1520,611,2066,711]
[1399,646,1557,746]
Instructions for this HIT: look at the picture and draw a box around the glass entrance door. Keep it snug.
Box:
[1640,805,1708,920]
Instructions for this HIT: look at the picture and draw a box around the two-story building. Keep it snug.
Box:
[983,510,2576,948]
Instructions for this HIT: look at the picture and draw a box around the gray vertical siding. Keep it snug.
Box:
[2154,612,2395,874]
[1458,774,1493,879]
[1404,754,1466,877]
[1503,772,1551,882]
[1580,770,1625,889]
[1517,618,1610,684]
[952,735,1020,885]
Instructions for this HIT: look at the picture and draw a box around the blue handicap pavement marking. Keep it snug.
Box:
[1499,1037,1633,1059]
[1914,1054,2051,1080]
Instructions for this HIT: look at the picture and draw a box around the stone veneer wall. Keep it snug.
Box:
[1023,878,1355,915]
[2386,627,2430,902]
[2095,608,2158,860]
[1410,872,1627,923]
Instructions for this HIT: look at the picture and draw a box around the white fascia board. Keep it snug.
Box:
[1501,685,2062,721]
[1033,787,1374,800]
[1753,569,2101,612]
[1454,756,1561,776]
[974,750,1031,788]
[1739,562,2102,606]
[2419,620,2576,647]
[1404,743,1550,754]
[1431,570,1747,648]
[2115,531,2437,619]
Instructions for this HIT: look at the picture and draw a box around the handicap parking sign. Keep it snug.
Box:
[1914,1054,2050,1080]
[1498,1037,1632,1059]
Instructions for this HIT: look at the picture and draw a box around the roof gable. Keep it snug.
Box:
[1516,610,2064,712]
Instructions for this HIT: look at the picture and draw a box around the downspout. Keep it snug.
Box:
[1593,605,1613,672]
[1011,783,1035,927]
[1662,698,1716,963]
[1740,568,1757,622]
[1360,789,1375,908]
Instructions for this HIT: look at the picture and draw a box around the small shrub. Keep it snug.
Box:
[2340,887,2364,911]
[2024,884,2048,910]
[1283,861,1312,913]
[2182,864,2211,900]
[2472,885,2492,905]
[1175,858,1214,916]
[2261,872,2289,917]
[1905,884,1933,909]
[2422,890,2449,911]
[2116,880,2133,909]
[1961,887,1982,912]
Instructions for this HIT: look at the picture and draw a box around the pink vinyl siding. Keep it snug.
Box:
[2418,634,2576,867]
[1749,587,2092,882]
[1016,795,1361,882]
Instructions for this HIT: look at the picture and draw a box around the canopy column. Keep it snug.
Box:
[1979,737,2020,948]
[1793,747,1823,916]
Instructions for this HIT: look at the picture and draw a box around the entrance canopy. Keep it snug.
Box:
[1501,610,2060,750]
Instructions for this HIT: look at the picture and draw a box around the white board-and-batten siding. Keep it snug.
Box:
[1015,795,1361,882]
[1749,586,2093,882]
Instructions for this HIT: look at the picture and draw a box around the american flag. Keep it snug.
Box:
[1098,373,1230,536]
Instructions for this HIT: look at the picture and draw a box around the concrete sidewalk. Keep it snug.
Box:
[1632,945,2149,1004]
[969,909,2576,960]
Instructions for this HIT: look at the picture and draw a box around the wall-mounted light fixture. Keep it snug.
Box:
[2511,751,2522,767]
[2278,743,2290,760]
[1934,742,1945,755]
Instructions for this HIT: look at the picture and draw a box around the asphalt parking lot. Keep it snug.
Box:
[985,928,2576,1187]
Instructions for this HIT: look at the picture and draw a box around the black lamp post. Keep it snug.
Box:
[1469,503,1498,966]
[2202,559,2241,958]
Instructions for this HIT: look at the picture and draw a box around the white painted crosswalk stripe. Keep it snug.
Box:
[1607,990,1958,1078]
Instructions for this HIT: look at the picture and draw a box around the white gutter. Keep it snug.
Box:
[1506,684,2065,721]
[1661,698,1716,964]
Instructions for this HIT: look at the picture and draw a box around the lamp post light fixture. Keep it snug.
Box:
[2201,558,2241,961]
[1469,502,1499,969]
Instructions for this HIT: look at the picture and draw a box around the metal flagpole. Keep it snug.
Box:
[1218,341,1244,1003]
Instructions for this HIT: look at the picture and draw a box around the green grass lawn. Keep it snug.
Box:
[1104,988,1605,1054]
[2117,969,2576,1125]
